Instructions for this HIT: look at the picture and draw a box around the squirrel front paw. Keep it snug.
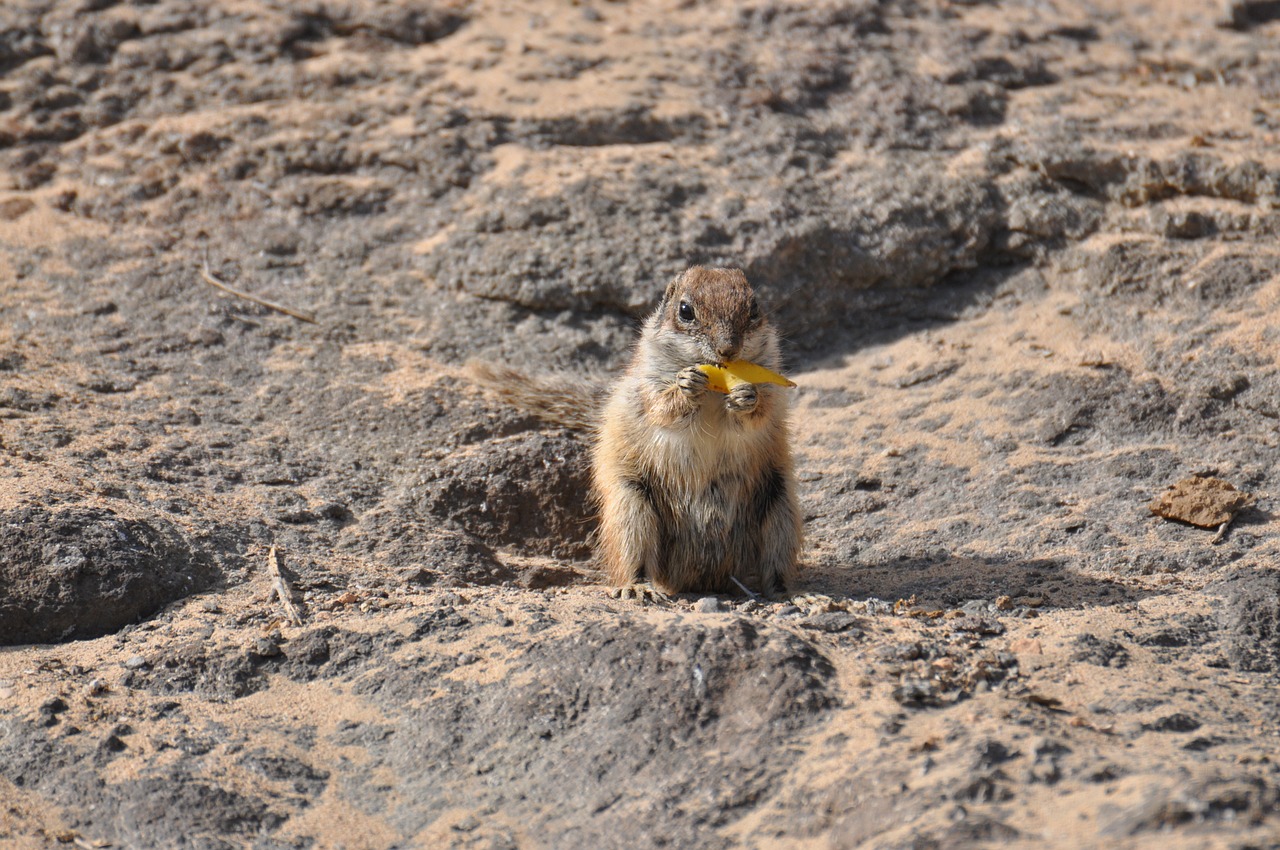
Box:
[726,382,758,413]
[676,365,709,399]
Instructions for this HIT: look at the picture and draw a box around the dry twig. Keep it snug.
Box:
[729,576,762,600]
[200,255,317,324]
[1210,518,1233,545]
[267,545,304,626]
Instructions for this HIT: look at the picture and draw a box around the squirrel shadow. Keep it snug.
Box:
[797,552,1153,611]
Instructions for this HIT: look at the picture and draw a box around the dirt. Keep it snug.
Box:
[2,0,1280,847]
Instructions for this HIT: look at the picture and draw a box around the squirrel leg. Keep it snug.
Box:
[739,464,801,597]
[598,474,663,594]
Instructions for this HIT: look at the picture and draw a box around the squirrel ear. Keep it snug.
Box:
[659,272,683,312]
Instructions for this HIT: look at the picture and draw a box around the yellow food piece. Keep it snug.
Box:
[696,360,796,394]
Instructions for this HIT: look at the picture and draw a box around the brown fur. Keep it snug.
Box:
[467,266,802,597]
[593,266,801,595]
[465,361,599,432]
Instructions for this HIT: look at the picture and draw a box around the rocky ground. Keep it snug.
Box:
[3,0,1280,847]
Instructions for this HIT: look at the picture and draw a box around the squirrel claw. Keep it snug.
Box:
[726,382,758,413]
[676,366,709,399]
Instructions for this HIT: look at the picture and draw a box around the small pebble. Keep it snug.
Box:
[776,605,802,618]
[951,615,1005,636]
[100,735,127,754]
[694,597,727,613]
[249,637,282,658]
[1011,638,1043,655]
[452,815,481,833]
[801,612,862,634]
[39,697,68,715]
[123,655,149,670]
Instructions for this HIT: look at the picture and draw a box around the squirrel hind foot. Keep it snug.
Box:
[607,582,671,604]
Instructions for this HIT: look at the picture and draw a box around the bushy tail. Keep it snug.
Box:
[465,360,601,433]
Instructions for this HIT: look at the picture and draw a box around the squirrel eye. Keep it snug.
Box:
[678,300,695,322]
[749,299,761,322]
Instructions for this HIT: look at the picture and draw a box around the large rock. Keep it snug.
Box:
[0,505,215,645]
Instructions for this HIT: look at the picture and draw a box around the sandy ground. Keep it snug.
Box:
[2,0,1280,848]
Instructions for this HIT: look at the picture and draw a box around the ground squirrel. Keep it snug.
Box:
[469,266,801,597]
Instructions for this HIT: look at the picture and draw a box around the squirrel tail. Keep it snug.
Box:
[465,360,601,433]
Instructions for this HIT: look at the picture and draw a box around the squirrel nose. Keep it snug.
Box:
[714,337,741,362]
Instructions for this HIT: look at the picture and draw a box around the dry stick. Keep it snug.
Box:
[1211,517,1234,545]
[200,256,317,324]
[729,575,762,600]
[267,545,304,626]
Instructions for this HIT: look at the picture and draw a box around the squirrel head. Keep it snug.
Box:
[657,266,769,364]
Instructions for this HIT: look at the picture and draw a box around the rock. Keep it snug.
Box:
[0,198,35,220]
[3,1,1280,846]
[1071,634,1131,668]
[1149,476,1252,529]
[37,697,68,727]
[1217,569,1280,673]
[694,596,727,613]
[357,618,835,846]
[1141,713,1202,733]
[421,432,594,559]
[951,615,1006,636]
[1099,770,1278,836]
[248,636,283,660]
[1220,0,1280,29]
[0,506,217,646]
[800,611,862,633]
[99,734,127,754]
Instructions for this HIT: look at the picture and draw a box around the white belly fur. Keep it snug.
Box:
[645,395,774,497]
